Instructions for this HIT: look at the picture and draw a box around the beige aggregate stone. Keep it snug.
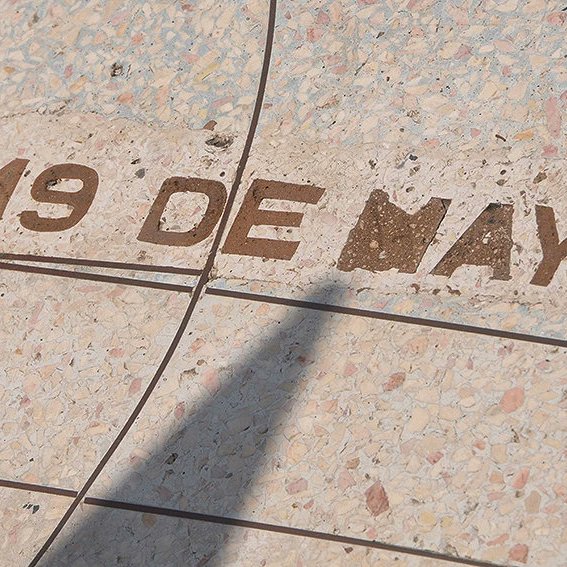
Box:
[0,1,266,132]
[0,270,188,489]
[0,1,565,566]
[0,113,243,270]
[214,0,567,338]
[43,499,466,566]
[80,293,566,566]
[0,487,71,566]
[0,0,267,269]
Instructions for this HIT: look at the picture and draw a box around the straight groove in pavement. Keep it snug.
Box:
[0,253,202,276]
[0,478,505,567]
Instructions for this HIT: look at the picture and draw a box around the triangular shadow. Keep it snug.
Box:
[43,283,341,566]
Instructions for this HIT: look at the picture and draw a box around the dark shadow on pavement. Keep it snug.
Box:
[42,283,341,566]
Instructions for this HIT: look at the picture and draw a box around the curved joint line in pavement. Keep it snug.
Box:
[28,1,278,564]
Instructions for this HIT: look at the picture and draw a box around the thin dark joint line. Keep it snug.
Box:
[0,478,77,499]
[0,477,504,567]
[206,287,567,349]
[0,253,201,276]
[84,498,504,567]
[0,261,194,294]
[28,3,277,565]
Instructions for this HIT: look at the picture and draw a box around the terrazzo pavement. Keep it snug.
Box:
[0,1,565,566]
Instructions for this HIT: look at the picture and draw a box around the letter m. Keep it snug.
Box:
[337,189,450,274]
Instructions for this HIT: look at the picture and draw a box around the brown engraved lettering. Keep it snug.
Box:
[432,203,513,280]
[20,163,99,232]
[0,158,29,220]
[137,177,226,246]
[337,189,450,273]
[531,205,567,286]
[222,179,325,260]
